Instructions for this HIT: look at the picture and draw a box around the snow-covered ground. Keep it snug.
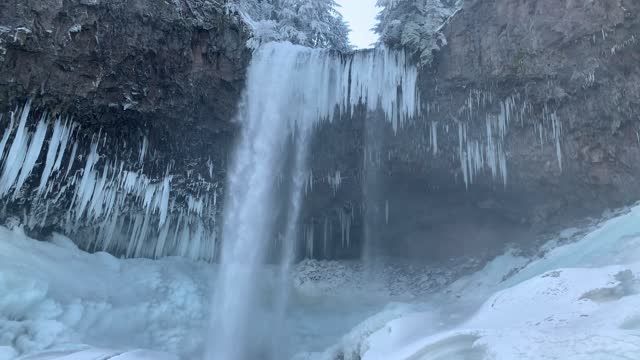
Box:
[0,226,212,360]
[0,225,432,359]
[320,204,640,360]
[2,204,640,360]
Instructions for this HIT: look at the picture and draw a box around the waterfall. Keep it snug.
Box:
[207,42,420,360]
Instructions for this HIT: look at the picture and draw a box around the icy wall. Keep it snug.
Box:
[301,89,570,261]
[301,0,640,261]
[1,0,639,264]
[0,101,219,260]
[0,43,422,263]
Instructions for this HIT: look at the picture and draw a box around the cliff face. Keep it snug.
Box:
[0,0,250,169]
[417,0,640,249]
[0,0,249,125]
[305,0,640,261]
[0,0,639,262]
[0,0,250,259]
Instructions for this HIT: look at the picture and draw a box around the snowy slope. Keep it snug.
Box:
[362,265,640,360]
[0,226,212,359]
[328,204,640,360]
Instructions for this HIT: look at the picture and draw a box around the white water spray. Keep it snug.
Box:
[208,42,420,360]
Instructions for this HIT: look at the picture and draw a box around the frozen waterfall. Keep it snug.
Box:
[207,42,420,360]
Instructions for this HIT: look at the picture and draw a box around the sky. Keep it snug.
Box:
[336,0,380,49]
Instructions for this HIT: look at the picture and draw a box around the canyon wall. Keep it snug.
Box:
[1,0,639,262]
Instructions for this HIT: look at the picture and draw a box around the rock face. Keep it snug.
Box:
[0,0,249,124]
[415,0,640,254]
[304,0,640,261]
[0,0,249,170]
[0,0,639,262]
[0,0,250,259]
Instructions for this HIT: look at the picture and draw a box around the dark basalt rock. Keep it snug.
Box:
[0,0,250,254]
[0,0,250,180]
[304,0,640,261]
[1,0,639,263]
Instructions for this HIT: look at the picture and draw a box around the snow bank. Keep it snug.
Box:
[0,225,424,359]
[0,226,211,359]
[3,201,639,359]
[333,204,640,360]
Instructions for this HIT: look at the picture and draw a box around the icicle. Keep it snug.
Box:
[72,141,100,221]
[385,199,389,225]
[139,136,148,164]
[0,101,31,196]
[158,176,171,227]
[323,216,328,258]
[38,118,63,194]
[52,120,74,173]
[328,170,341,193]
[87,161,110,219]
[458,122,469,189]
[306,223,314,259]
[65,141,79,178]
[0,112,15,164]
[187,194,204,217]
[207,158,214,178]
[431,121,438,155]
[498,101,507,140]
[340,209,346,247]
[551,112,563,171]
[13,115,49,197]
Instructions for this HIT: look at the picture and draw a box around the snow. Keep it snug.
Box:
[0,226,212,359]
[359,264,640,360]
[376,0,462,64]
[1,204,640,359]
[230,0,350,51]
[329,203,640,360]
[0,226,437,360]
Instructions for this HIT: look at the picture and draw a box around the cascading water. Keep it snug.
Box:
[207,42,420,360]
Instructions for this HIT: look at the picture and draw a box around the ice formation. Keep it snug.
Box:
[0,101,32,196]
[0,42,572,264]
[0,102,219,261]
[453,92,564,188]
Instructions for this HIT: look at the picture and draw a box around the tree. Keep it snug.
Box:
[228,0,351,51]
[375,0,462,64]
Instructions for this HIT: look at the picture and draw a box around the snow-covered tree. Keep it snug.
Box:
[375,0,462,64]
[228,0,351,51]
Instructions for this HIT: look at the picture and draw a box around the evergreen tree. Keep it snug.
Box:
[375,0,462,64]
[228,0,351,51]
